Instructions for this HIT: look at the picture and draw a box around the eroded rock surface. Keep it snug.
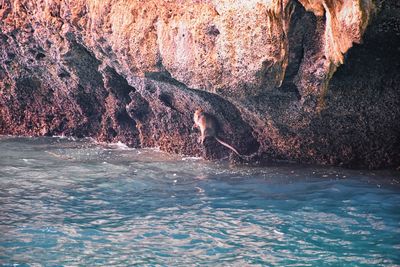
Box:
[0,0,399,168]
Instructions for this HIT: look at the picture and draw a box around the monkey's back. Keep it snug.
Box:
[199,113,218,138]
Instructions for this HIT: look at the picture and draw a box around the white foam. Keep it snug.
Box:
[182,156,202,161]
[52,135,77,141]
[108,141,131,150]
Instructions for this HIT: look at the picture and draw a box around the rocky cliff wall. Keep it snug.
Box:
[0,0,399,169]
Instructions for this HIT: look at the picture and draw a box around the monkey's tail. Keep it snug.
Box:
[215,137,241,156]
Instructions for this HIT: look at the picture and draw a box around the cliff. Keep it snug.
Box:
[0,0,399,168]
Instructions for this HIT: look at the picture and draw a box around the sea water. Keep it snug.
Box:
[0,136,399,266]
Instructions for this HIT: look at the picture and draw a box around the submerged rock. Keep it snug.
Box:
[0,0,399,168]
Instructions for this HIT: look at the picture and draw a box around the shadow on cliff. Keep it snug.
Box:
[126,72,260,160]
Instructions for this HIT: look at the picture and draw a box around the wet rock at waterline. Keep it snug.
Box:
[0,0,399,168]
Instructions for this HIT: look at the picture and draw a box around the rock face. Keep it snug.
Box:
[0,0,399,168]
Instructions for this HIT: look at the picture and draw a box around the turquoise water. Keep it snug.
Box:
[0,137,399,266]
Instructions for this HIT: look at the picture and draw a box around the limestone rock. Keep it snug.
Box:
[0,0,399,169]
[0,0,373,98]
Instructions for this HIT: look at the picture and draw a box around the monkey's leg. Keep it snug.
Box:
[198,134,205,144]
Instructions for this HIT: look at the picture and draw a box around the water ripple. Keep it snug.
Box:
[0,137,399,266]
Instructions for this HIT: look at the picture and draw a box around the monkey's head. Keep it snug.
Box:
[193,108,204,123]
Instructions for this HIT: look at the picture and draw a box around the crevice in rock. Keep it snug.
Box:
[98,66,140,147]
[281,1,312,97]
[35,52,46,60]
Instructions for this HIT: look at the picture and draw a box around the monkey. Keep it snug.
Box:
[192,108,241,156]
